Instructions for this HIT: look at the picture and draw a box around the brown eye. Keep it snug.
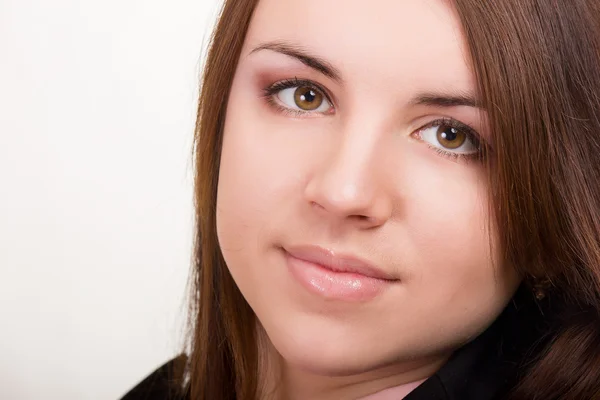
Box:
[436,125,466,149]
[416,120,479,158]
[272,81,333,114]
[294,86,324,111]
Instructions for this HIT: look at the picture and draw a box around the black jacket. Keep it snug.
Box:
[121,286,548,400]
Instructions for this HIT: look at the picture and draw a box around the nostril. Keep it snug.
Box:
[310,201,326,211]
[352,214,373,223]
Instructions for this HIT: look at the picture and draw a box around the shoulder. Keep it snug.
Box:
[120,355,188,400]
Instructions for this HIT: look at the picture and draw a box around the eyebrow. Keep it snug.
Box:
[250,41,482,109]
[410,92,482,109]
[250,40,343,82]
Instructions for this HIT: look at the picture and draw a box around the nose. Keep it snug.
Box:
[304,131,393,229]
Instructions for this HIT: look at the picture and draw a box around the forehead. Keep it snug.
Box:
[244,0,473,96]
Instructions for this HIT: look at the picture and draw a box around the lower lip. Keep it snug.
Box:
[285,251,393,302]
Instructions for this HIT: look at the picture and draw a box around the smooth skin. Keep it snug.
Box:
[216,0,521,398]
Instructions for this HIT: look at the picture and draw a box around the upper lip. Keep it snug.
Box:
[284,244,398,281]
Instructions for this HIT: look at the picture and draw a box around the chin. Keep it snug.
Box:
[261,319,395,377]
[280,346,377,376]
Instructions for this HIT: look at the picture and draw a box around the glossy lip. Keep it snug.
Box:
[283,245,399,302]
[284,244,399,281]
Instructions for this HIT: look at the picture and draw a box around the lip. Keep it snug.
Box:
[285,245,397,280]
[283,245,398,301]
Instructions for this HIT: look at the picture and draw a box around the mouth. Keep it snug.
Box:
[282,244,399,302]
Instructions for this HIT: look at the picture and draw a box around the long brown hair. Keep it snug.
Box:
[184,1,600,399]
[453,1,600,398]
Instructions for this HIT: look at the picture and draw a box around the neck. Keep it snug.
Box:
[356,380,428,400]
[257,332,447,400]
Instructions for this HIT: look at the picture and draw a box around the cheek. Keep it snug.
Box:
[409,177,492,274]
[399,162,517,320]
[215,77,305,274]
[216,105,273,260]
[215,73,334,256]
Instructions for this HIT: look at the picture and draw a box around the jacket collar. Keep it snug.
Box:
[405,285,548,400]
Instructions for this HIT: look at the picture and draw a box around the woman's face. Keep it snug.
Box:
[217,0,521,376]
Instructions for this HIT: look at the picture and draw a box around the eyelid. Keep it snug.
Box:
[262,77,337,110]
[261,81,486,154]
[416,117,482,146]
[412,117,487,162]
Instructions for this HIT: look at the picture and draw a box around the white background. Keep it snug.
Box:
[0,0,220,398]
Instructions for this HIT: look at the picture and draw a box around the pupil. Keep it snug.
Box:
[440,127,458,141]
[301,89,316,103]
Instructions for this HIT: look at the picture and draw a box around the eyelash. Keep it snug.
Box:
[261,77,334,117]
[261,78,485,162]
[414,118,484,162]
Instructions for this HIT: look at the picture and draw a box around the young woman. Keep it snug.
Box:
[122,0,600,399]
